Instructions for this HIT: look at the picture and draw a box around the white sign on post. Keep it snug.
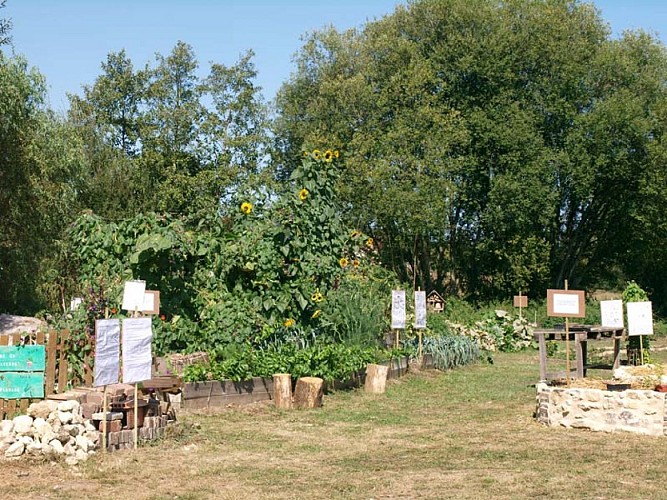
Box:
[121,280,146,311]
[600,300,624,328]
[94,319,121,387]
[391,290,406,329]
[414,291,427,329]
[626,301,653,336]
[122,317,153,384]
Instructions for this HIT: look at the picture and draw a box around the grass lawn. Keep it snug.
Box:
[2,343,667,499]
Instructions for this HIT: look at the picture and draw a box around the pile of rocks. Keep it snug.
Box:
[0,400,98,465]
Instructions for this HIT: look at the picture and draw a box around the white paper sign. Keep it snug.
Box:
[121,280,146,311]
[553,293,580,315]
[70,297,83,311]
[626,301,653,336]
[600,300,624,328]
[122,317,153,383]
[414,291,427,329]
[94,319,120,387]
[391,290,406,329]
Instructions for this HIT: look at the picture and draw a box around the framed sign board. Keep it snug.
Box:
[141,290,160,315]
[513,295,528,308]
[547,289,585,318]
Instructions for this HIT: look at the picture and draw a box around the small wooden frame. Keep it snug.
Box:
[513,295,528,308]
[141,290,160,315]
[426,291,445,313]
[547,289,585,318]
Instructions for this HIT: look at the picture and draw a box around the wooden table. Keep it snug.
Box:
[533,325,625,380]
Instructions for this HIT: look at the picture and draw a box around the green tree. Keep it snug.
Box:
[274,0,667,300]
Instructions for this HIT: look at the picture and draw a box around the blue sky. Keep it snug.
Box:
[3,1,667,111]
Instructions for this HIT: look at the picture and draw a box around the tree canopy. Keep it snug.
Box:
[274,0,667,304]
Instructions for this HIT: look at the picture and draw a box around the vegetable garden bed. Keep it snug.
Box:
[182,355,435,409]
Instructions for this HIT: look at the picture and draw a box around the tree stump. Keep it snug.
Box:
[293,377,324,409]
[273,373,293,409]
[364,363,388,394]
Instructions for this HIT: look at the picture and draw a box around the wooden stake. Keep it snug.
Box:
[640,335,644,365]
[102,385,107,452]
[418,330,423,361]
[134,383,138,450]
[564,280,570,386]
[394,329,399,349]
[518,290,523,320]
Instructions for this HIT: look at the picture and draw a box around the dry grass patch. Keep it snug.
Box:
[0,347,666,498]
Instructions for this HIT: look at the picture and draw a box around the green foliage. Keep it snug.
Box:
[274,0,667,300]
[182,342,379,383]
[417,335,480,371]
[623,281,651,363]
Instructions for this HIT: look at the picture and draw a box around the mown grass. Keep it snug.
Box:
[1,344,667,499]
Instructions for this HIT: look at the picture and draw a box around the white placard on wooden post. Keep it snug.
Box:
[414,291,426,330]
[122,317,153,384]
[626,301,653,336]
[94,319,121,387]
[121,280,146,311]
[600,300,624,329]
[546,289,586,318]
[391,290,406,329]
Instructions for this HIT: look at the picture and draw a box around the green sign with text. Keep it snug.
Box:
[0,345,46,372]
[0,345,45,399]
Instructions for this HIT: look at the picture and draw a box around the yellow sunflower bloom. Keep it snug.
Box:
[324,150,333,162]
[240,202,253,215]
[311,310,321,319]
[299,188,309,200]
[284,318,295,328]
[366,237,374,248]
[352,259,360,268]
[350,230,361,239]
[334,150,340,158]
[339,257,349,268]
[312,149,321,160]
[310,290,324,303]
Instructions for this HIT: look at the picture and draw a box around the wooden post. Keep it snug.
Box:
[102,385,108,452]
[639,335,644,365]
[364,364,389,394]
[293,377,324,409]
[519,290,523,320]
[536,331,547,381]
[564,280,570,385]
[273,373,292,409]
[133,383,138,449]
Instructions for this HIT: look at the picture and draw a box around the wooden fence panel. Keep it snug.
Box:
[1,329,94,417]
[45,330,57,395]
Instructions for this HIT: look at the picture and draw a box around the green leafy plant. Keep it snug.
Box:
[416,335,480,371]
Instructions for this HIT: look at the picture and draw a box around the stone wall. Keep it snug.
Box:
[536,383,667,437]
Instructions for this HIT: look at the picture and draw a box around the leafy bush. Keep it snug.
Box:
[182,342,380,383]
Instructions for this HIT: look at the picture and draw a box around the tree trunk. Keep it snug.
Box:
[293,377,324,409]
[364,363,389,394]
[272,373,292,409]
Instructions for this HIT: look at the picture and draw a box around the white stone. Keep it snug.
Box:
[32,417,50,438]
[63,424,80,437]
[57,410,73,425]
[75,435,95,452]
[40,428,56,445]
[20,435,34,446]
[57,400,77,412]
[0,419,14,435]
[26,441,43,454]
[13,415,33,435]
[63,441,75,455]
[83,430,100,444]
[49,439,64,454]
[71,413,84,425]
[41,443,53,455]
[27,401,55,419]
[75,449,88,462]
[84,421,96,432]
[4,440,25,458]
[65,455,79,466]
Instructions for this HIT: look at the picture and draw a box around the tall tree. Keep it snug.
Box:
[274,0,667,299]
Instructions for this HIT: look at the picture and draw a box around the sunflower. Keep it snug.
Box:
[334,150,340,158]
[366,237,374,248]
[350,230,361,239]
[299,188,309,200]
[323,150,333,162]
[352,259,360,268]
[311,310,321,319]
[312,149,322,160]
[339,257,349,268]
[303,150,310,157]
[240,202,253,215]
[283,318,295,328]
[310,290,324,303]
